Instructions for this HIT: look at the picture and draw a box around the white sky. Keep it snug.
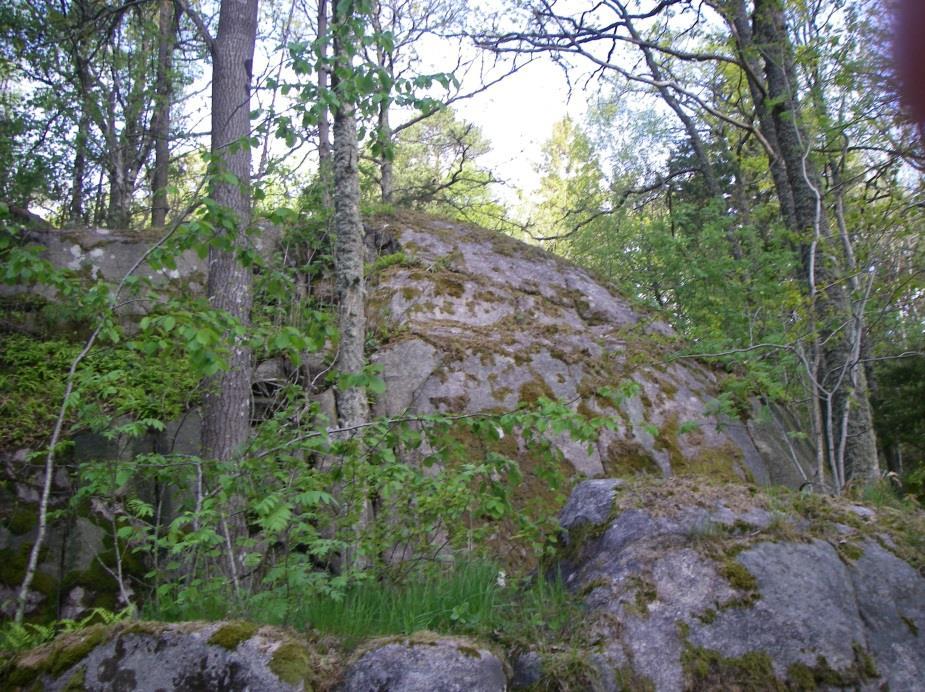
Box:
[460,57,588,199]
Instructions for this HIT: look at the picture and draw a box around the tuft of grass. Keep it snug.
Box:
[284,560,577,648]
[142,559,579,650]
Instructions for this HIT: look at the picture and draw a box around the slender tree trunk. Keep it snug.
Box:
[107,154,131,228]
[69,108,90,225]
[151,0,175,227]
[203,0,259,469]
[378,98,393,203]
[332,0,369,430]
[316,0,334,211]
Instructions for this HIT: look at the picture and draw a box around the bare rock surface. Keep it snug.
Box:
[366,213,811,485]
[551,478,925,691]
[342,635,507,692]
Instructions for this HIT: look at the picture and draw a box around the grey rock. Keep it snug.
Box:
[551,481,925,691]
[342,637,506,692]
[371,338,441,417]
[64,517,105,573]
[510,650,543,689]
[693,541,866,674]
[850,540,925,690]
[361,216,813,486]
[34,622,312,692]
[559,479,623,535]
[1,226,205,314]
[848,504,876,521]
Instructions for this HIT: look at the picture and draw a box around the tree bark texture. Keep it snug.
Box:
[151,0,175,227]
[203,0,259,464]
[332,0,370,430]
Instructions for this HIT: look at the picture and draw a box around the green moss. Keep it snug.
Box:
[0,544,56,609]
[835,541,864,563]
[365,251,415,275]
[208,621,260,650]
[614,666,656,692]
[720,557,758,592]
[536,648,604,691]
[429,272,466,298]
[518,380,555,406]
[629,576,658,617]
[697,608,717,625]
[682,645,784,690]
[269,640,312,686]
[61,666,86,691]
[47,625,109,677]
[785,645,879,689]
[852,643,878,679]
[6,507,38,535]
[602,441,661,478]
[901,615,919,636]
[401,285,420,301]
[3,624,110,688]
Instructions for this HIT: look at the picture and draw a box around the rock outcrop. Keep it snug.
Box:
[540,478,925,691]
[365,213,813,486]
[1,621,339,692]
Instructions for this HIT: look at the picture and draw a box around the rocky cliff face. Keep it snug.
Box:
[365,213,812,487]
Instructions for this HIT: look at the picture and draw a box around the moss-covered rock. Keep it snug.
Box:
[550,477,925,691]
[2,621,340,692]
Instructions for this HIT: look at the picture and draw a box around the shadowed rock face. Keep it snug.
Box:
[366,213,811,485]
[550,479,925,692]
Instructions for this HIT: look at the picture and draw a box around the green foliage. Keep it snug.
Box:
[0,607,129,655]
[0,333,198,447]
[145,558,578,650]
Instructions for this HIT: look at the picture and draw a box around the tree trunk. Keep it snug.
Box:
[317,0,333,211]
[69,108,90,225]
[378,98,393,203]
[725,0,798,232]
[203,0,259,465]
[332,0,369,430]
[751,0,880,487]
[151,0,175,227]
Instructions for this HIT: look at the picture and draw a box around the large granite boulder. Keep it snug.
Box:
[542,478,925,691]
[342,634,507,692]
[1,621,340,691]
[365,213,813,486]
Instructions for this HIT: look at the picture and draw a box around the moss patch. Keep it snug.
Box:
[208,621,260,650]
[720,558,758,593]
[518,379,555,406]
[6,507,38,535]
[682,644,784,691]
[628,575,658,617]
[269,640,312,686]
[602,439,661,477]
[785,644,879,690]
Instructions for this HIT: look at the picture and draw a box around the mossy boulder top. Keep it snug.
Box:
[366,213,812,486]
